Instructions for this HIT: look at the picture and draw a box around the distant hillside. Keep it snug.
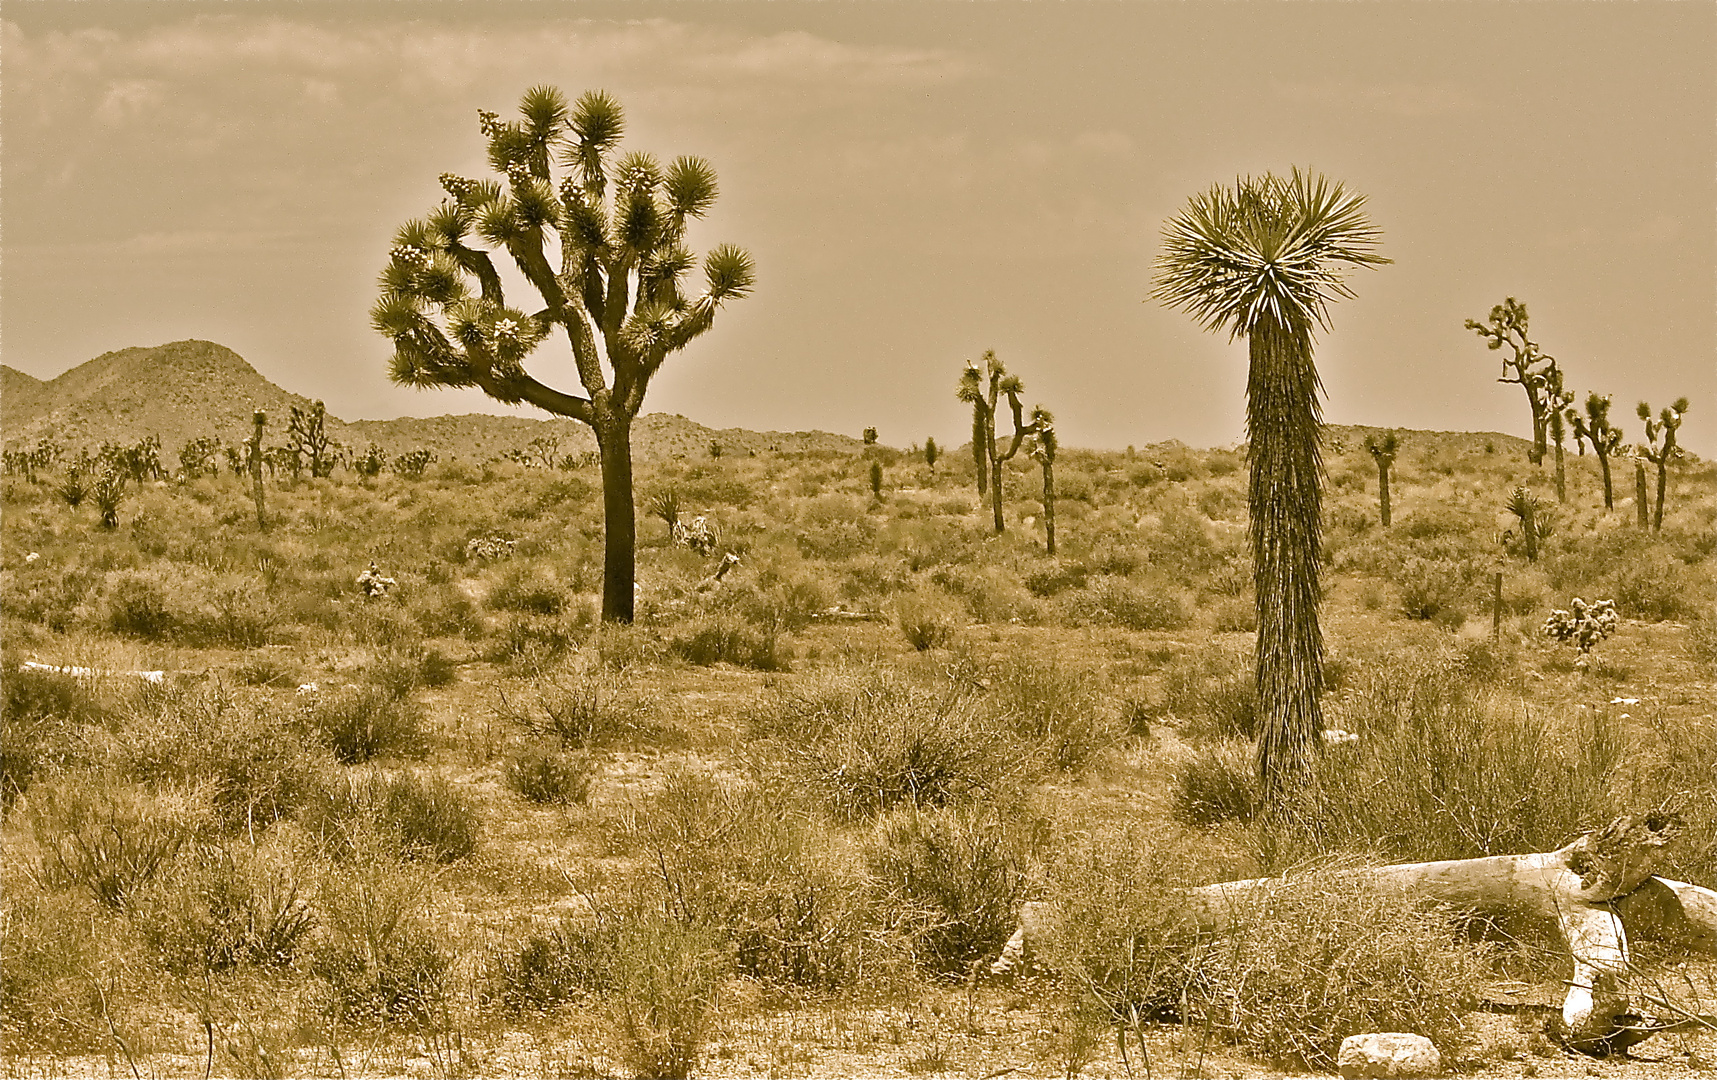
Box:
[2,339,865,464]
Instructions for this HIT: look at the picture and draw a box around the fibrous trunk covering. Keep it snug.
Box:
[599,419,637,623]
[1247,322,1324,793]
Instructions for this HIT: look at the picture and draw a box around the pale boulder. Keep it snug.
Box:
[1337,1032,1441,1078]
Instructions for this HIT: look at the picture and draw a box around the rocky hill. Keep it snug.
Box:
[2,339,865,465]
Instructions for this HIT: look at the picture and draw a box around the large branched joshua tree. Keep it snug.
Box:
[957,351,1038,533]
[372,86,755,622]
[1152,169,1387,795]
[1637,397,1689,532]
[1465,298,1561,466]
[1568,392,1624,511]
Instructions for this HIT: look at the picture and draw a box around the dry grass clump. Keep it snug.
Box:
[504,742,597,805]
[496,663,665,749]
[299,683,427,764]
[129,840,315,972]
[300,768,479,864]
[1171,738,1258,825]
[21,774,208,909]
[762,670,1024,819]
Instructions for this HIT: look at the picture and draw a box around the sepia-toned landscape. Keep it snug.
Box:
[4,5,1715,1079]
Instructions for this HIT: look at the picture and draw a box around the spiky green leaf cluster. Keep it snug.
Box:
[1152,169,1388,341]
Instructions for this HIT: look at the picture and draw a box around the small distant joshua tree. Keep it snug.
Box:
[177,436,223,480]
[357,561,397,599]
[1543,366,1574,502]
[862,426,878,446]
[1464,297,1561,466]
[1152,168,1387,795]
[1364,430,1398,527]
[372,85,754,623]
[1568,392,1624,511]
[1027,407,1057,555]
[923,436,939,472]
[287,400,337,478]
[957,351,1037,533]
[393,448,435,478]
[248,410,268,530]
[1637,397,1689,532]
[353,445,388,478]
[1543,598,1619,667]
[869,460,884,498]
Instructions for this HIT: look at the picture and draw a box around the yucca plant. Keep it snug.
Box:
[1152,169,1388,796]
[373,86,754,622]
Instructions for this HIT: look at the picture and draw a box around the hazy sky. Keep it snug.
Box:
[5,1,1714,455]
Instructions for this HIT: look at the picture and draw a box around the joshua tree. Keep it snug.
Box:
[862,426,878,446]
[1152,168,1387,794]
[248,410,267,530]
[869,460,884,498]
[1637,397,1689,532]
[177,436,223,480]
[1465,297,1560,465]
[1568,393,1624,511]
[1363,430,1398,527]
[1027,406,1057,556]
[372,86,754,622]
[924,436,940,472]
[957,351,1037,533]
[1544,367,1574,502]
[287,400,337,478]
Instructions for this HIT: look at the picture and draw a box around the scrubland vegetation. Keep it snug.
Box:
[3,432,1714,1077]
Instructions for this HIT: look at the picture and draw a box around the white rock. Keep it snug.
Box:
[1338,1032,1441,1078]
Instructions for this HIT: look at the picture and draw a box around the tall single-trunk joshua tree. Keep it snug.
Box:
[1364,429,1398,527]
[1153,169,1387,795]
[1027,407,1057,556]
[372,87,754,622]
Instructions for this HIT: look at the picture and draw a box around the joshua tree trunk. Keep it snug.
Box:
[1635,462,1650,529]
[1597,449,1614,510]
[1375,455,1392,527]
[1247,323,1324,794]
[972,412,989,498]
[1040,456,1056,556]
[597,418,637,623]
[248,410,267,532]
[990,457,1007,532]
[1521,502,1539,562]
[1653,460,1668,532]
[1554,438,1567,503]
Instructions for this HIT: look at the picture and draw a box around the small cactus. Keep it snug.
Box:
[1543,598,1619,663]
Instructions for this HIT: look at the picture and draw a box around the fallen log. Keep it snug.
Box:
[994,813,1717,1055]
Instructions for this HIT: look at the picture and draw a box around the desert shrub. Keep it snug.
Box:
[668,613,787,671]
[1297,653,1622,862]
[504,743,595,805]
[24,774,206,908]
[1611,547,1699,622]
[367,643,457,697]
[300,684,427,764]
[607,913,731,1080]
[1393,555,1476,623]
[487,559,572,615]
[864,801,1035,977]
[1060,574,1190,631]
[766,671,1021,819]
[1162,646,1258,740]
[1171,739,1259,825]
[891,587,962,650]
[311,861,448,1029]
[403,582,484,638]
[1047,839,1485,1072]
[106,685,327,830]
[620,768,880,989]
[930,563,1042,624]
[497,665,659,749]
[984,654,1122,771]
[132,843,314,972]
[1021,558,1089,597]
[301,768,479,864]
[1190,869,1487,1070]
[233,654,300,687]
[723,563,830,635]
[485,916,617,1014]
[96,567,179,638]
[2,666,104,808]
[488,612,583,666]
[0,889,112,1051]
